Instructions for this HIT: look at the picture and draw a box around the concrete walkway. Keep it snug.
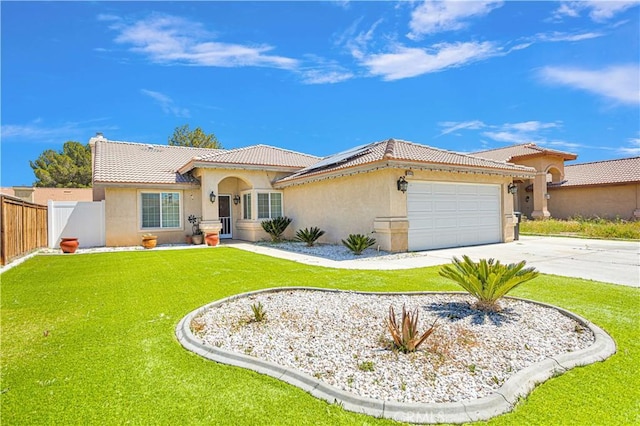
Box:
[224,236,639,288]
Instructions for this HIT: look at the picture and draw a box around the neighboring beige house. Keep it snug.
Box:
[474,143,640,221]
[0,186,93,205]
[547,157,640,220]
[91,133,534,251]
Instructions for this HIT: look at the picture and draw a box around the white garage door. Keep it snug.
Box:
[408,182,501,251]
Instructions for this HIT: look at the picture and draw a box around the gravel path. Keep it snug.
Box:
[192,290,594,404]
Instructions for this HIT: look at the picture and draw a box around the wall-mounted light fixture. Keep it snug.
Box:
[545,193,551,200]
[507,183,518,194]
[397,176,409,193]
[233,195,241,205]
[209,191,216,204]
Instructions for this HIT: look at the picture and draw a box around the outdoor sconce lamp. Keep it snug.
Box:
[233,195,241,205]
[397,176,409,193]
[508,183,518,194]
[209,191,216,204]
[545,193,551,200]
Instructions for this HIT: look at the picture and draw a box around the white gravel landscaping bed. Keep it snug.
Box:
[192,289,595,404]
[255,241,423,261]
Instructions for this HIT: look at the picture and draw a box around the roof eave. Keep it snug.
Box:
[184,161,305,173]
[274,159,536,188]
[94,181,200,190]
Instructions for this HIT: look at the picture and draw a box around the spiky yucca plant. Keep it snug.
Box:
[295,227,325,247]
[261,217,292,242]
[386,305,438,353]
[342,234,376,255]
[439,255,539,311]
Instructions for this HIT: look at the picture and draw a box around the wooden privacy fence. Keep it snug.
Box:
[1,195,48,266]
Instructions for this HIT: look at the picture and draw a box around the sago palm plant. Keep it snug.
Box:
[439,255,539,311]
[295,227,325,246]
[261,217,292,242]
[342,234,376,255]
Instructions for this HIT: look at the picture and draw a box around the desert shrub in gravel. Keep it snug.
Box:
[250,302,267,322]
[261,217,292,242]
[386,304,438,353]
[342,234,376,255]
[439,255,539,311]
[295,227,325,246]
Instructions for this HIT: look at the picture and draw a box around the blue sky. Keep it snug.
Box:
[2,1,639,187]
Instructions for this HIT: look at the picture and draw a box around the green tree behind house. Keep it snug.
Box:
[29,141,92,187]
[168,124,223,149]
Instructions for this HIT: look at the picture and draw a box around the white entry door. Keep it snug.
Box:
[218,195,232,238]
[408,182,501,251]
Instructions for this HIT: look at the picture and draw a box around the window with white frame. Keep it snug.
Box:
[243,193,252,220]
[257,192,282,219]
[141,192,181,229]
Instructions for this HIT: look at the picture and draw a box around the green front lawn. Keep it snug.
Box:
[1,248,638,425]
[520,217,640,240]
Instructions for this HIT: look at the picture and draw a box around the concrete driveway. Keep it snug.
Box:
[232,236,639,287]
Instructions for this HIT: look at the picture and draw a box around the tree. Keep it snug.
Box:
[29,141,92,187]
[168,124,222,149]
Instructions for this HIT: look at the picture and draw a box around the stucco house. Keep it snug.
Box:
[547,157,640,220]
[90,133,534,252]
[474,144,640,221]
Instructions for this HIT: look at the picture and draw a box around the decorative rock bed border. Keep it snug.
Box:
[175,287,616,424]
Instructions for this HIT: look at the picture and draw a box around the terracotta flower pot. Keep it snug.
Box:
[142,236,158,249]
[205,233,219,247]
[60,237,79,254]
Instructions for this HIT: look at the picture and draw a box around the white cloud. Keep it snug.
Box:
[362,41,500,80]
[618,138,640,155]
[504,121,562,132]
[482,131,530,144]
[408,0,503,39]
[535,31,604,42]
[551,1,639,23]
[140,89,190,117]
[108,14,298,69]
[437,120,486,136]
[540,65,640,105]
[300,69,354,85]
[1,119,116,142]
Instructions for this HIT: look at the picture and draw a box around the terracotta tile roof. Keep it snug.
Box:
[277,139,534,184]
[473,143,577,162]
[93,139,222,185]
[549,157,640,188]
[194,144,319,168]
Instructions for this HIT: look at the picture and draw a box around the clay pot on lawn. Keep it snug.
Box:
[205,233,219,247]
[60,237,79,254]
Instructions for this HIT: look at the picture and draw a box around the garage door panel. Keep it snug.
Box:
[408,182,501,251]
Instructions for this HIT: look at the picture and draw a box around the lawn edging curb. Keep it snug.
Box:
[175,287,616,424]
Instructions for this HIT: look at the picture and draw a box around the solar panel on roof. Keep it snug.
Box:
[300,142,376,173]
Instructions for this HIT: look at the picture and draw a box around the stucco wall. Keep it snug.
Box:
[282,168,515,252]
[548,183,640,220]
[104,187,201,246]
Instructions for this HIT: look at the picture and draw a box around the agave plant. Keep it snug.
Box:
[386,304,438,353]
[295,227,325,246]
[439,255,539,311]
[261,216,292,242]
[342,233,376,255]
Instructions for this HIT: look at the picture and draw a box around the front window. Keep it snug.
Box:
[141,192,181,229]
[257,192,282,219]
[243,193,252,220]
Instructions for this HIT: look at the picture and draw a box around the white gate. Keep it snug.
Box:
[48,201,106,248]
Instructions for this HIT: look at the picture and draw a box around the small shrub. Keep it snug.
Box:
[250,302,267,322]
[386,304,438,353]
[357,361,375,372]
[439,255,539,311]
[295,227,325,246]
[342,233,376,255]
[261,217,292,242]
